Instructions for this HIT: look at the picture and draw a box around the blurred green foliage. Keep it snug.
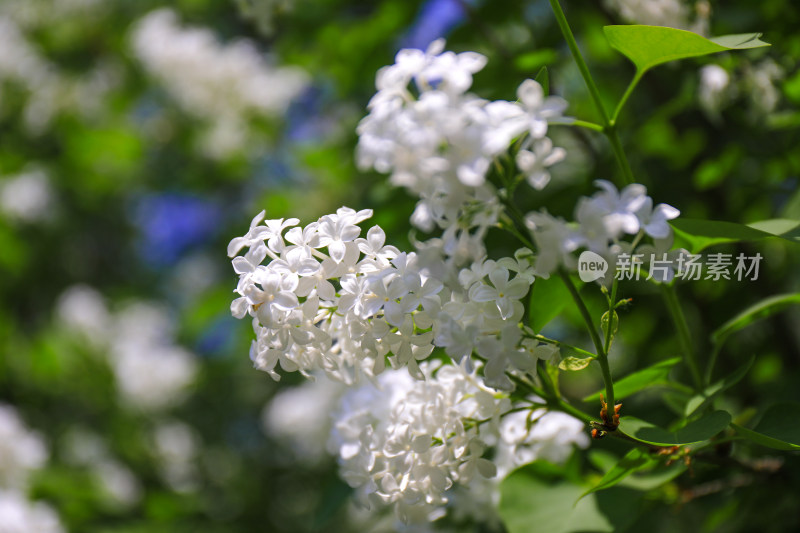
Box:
[0,0,799,531]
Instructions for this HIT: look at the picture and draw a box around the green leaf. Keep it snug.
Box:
[747,219,800,244]
[712,294,800,346]
[618,463,687,491]
[499,467,643,533]
[604,25,769,76]
[529,275,571,333]
[559,355,593,371]
[581,449,654,498]
[601,310,619,348]
[618,410,731,446]
[684,356,754,416]
[670,218,795,253]
[731,403,800,451]
[584,358,681,402]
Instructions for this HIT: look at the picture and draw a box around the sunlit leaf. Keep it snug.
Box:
[584,358,681,402]
[559,355,593,371]
[604,25,769,76]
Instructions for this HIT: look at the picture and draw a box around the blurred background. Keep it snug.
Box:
[0,0,799,531]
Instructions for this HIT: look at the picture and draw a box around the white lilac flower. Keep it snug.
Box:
[357,40,567,265]
[329,361,510,524]
[229,208,538,387]
[515,138,567,190]
[0,405,47,490]
[496,408,590,476]
[526,180,680,280]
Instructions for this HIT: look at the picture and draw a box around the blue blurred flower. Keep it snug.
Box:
[133,192,221,266]
[401,0,468,51]
[196,315,237,357]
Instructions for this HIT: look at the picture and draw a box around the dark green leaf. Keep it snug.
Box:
[581,449,654,498]
[584,358,681,402]
[731,403,800,451]
[713,294,800,346]
[529,274,571,333]
[684,356,754,416]
[618,410,731,446]
[670,218,795,253]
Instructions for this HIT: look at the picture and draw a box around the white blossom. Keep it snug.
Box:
[356,40,567,265]
[526,180,680,279]
[0,169,53,223]
[0,490,64,533]
[329,361,510,524]
[0,405,47,490]
[130,8,308,158]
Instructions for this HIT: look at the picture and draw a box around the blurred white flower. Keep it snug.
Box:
[604,0,709,34]
[130,8,308,158]
[0,490,64,533]
[56,287,198,411]
[262,377,345,463]
[61,429,142,508]
[0,405,47,490]
[496,408,589,476]
[0,169,53,223]
[55,285,112,345]
[152,421,200,493]
[698,64,731,117]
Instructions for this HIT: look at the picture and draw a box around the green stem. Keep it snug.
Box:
[704,344,721,387]
[611,73,642,124]
[547,0,635,186]
[604,277,619,353]
[522,330,598,360]
[548,0,610,126]
[553,397,595,425]
[558,270,616,419]
[606,125,636,186]
[660,284,703,391]
[565,119,605,132]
